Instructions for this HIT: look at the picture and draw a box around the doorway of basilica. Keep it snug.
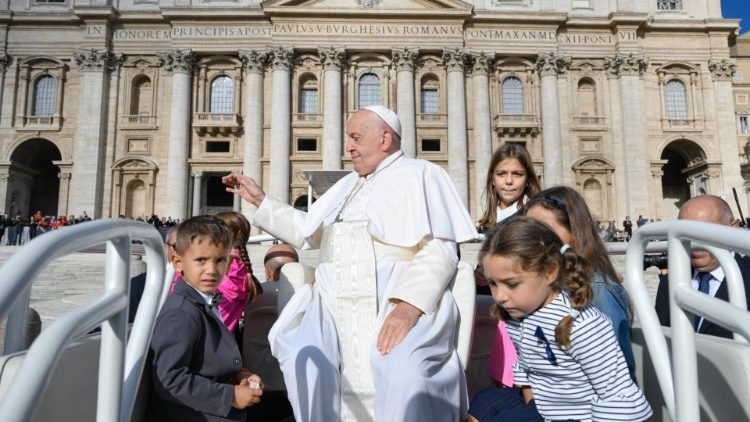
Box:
[4,138,61,217]
[660,139,709,220]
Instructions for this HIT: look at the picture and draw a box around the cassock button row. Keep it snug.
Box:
[234,358,240,365]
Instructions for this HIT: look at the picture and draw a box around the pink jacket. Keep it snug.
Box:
[489,319,517,387]
[216,249,250,334]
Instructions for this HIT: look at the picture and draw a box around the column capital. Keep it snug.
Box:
[268,47,294,70]
[239,49,268,74]
[0,53,10,73]
[391,48,419,72]
[74,48,123,72]
[318,47,346,70]
[191,171,204,178]
[442,48,469,72]
[469,52,494,76]
[57,172,71,180]
[535,52,571,77]
[603,53,648,78]
[709,59,736,81]
[157,49,195,74]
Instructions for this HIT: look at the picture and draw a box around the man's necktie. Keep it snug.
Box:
[695,272,712,331]
[210,292,222,309]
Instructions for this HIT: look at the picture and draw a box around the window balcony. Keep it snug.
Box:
[572,116,607,130]
[417,113,447,125]
[120,115,158,130]
[293,113,321,122]
[193,112,241,136]
[493,114,539,136]
[18,115,61,131]
[662,118,699,131]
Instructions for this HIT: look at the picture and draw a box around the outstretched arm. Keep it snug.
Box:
[222,174,266,207]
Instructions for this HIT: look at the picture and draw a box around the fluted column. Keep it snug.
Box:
[442,48,469,206]
[471,53,494,216]
[70,48,122,218]
[608,53,649,217]
[157,49,194,220]
[0,54,9,126]
[318,47,346,169]
[192,171,203,216]
[535,53,570,187]
[603,58,628,222]
[239,49,267,217]
[268,48,294,203]
[710,59,746,215]
[392,48,419,157]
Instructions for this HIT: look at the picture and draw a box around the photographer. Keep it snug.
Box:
[654,195,750,338]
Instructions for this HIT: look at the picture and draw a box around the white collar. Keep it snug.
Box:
[365,150,404,180]
[187,283,215,307]
[496,196,527,222]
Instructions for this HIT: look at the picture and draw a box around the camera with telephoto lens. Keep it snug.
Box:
[643,253,669,270]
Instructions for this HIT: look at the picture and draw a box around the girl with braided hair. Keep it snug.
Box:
[215,211,262,335]
[468,216,651,422]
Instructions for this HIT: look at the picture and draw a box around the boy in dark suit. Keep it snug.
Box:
[148,215,263,421]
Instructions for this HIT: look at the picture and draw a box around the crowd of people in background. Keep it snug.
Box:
[0,212,182,246]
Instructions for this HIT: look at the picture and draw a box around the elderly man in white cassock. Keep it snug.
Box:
[223,105,477,422]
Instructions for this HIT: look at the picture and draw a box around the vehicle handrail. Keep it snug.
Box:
[0,219,169,422]
[625,220,750,422]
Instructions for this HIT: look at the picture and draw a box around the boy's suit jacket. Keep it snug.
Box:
[655,254,750,339]
[148,278,245,422]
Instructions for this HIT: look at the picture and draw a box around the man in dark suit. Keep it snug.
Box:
[655,195,750,338]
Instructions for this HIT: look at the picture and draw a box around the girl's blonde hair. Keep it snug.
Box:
[478,144,541,229]
[216,211,262,302]
[482,216,592,348]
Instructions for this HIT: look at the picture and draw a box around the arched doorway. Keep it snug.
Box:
[293,195,316,213]
[660,139,706,220]
[124,179,147,218]
[583,178,604,221]
[5,138,61,217]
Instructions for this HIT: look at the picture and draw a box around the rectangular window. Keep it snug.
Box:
[740,116,749,135]
[205,141,231,153]
[421,139,441,153]
[734,70,744,81]
[420,89,439,114]
[299,89,318,114]
[297,138,317,152]
[657,0,682,11]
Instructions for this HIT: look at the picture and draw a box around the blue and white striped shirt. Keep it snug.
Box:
[506,291,652,422]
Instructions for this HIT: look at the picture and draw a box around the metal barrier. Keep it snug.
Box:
[0,219,170,422]
[625,220,750,422]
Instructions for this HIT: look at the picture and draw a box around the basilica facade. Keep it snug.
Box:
[0,0,743,224]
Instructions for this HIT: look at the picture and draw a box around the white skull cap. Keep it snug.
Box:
[362,105,402,138]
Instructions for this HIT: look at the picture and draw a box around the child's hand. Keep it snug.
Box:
[241,373,264,391]
[232,380,263,409]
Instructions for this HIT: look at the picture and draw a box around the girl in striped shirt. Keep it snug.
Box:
[468,216,651,422]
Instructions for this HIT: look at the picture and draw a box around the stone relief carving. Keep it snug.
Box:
[74,48,123,72]
[239,49,268,74]
[357,0,382,8]
[535,52,571,76]
[391,48,419,72]
[603,53,648,78]
[442,48,469,72]
[0,53,10,73]
[156,49,195,73]
[708,59,736,81]
[318,47,346,70]
[470,53,494,76]
[268,47,295,70]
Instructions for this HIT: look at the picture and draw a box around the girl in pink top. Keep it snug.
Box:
[215,211,262,334]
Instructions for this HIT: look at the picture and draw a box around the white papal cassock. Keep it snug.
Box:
[256,151,478,421]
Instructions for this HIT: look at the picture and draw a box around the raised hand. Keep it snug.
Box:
[223,174,266,207]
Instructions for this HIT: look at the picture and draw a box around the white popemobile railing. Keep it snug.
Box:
[623,220,750,422]
[0,219,171,422]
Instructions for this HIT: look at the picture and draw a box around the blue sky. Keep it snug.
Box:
[722,0,750,35]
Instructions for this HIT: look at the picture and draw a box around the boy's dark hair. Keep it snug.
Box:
[173,215,232,255]
[482,215,593,348]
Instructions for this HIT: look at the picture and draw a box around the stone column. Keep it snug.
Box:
[0,169,8,216]
[268,47,294,204]
[233,191,241,212]
[0,54,9,126]
[70,48,122,218]
[57,172,71,217]
[610,53,649,218]
[471,53,494,216]
[192,171,203,216]
[603,58,628,222]
[710,59,746,215]
[318,47,346,169]
[158,49,194,220]
[239,49,267,217]
[392,48,419,158]
[535,53,570,187]
[442,48,469,206]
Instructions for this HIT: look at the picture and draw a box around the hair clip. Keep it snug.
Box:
[560,244,571,254]
[541,195,567,211]
[534,326,557,364]
[569,308,581,319]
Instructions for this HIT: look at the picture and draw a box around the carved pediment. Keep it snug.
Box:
[571,156,614,171]
[262,0,473,15]
[123,56,159,69]
[112,156,158,171]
